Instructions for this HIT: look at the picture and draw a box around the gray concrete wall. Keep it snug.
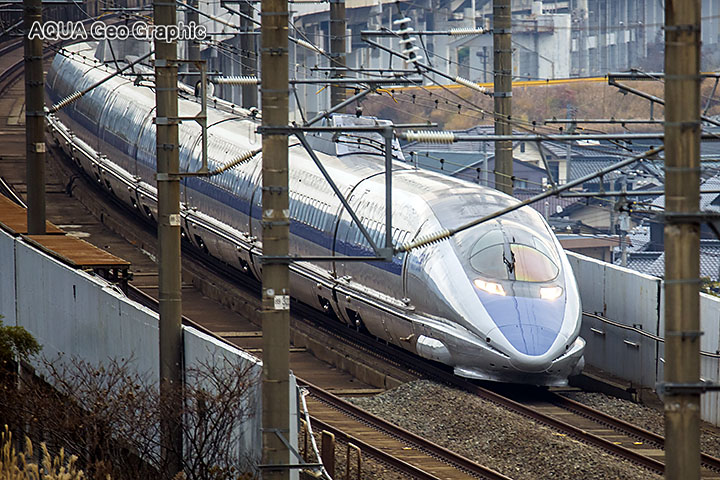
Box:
[0,229,16,325]
[567,251,661,390]
[0,227,292,471]
[568,250,720,426]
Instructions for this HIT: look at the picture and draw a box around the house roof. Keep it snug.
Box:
[650,174,720,211]
[626,225,651,252]
[618,241,720,281]
[622,251,663,276]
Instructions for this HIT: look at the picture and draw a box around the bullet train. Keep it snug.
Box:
[45,41,585,385]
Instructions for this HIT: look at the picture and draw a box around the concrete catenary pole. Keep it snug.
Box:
[261,0,290,473]
[24,0,45,234]
[187,0,201,63]
[664,0,701,479]
[154,0,184,474]
[493,0,512,195]
[241,0,258,108]
[329,0,346,107]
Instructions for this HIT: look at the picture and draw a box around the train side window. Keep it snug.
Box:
[302,197,311,225]
[308,200,317,227]
[355,217,365,244]
[315,203,324,230]
[289,195,297,220]
[297,196,306,224]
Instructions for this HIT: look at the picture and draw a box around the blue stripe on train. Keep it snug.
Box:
[62,95,403,276]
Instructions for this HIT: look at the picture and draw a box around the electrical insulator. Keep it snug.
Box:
[213,76,260,85]
[402,130,456,144]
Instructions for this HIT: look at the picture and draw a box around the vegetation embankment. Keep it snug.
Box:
[363,78,720,132]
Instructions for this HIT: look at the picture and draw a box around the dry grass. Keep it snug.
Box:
[0,425,98,480]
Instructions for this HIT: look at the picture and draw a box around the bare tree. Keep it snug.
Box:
[4,355,259,480]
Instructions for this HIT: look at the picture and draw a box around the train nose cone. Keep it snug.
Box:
[478,292,566,368]
[495,323,560,356]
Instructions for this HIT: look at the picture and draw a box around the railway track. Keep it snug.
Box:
[302,308,720,478]
[301,380,512,480]
[126,280,511,479]
[3,36,720,479]
[0,38,23,70]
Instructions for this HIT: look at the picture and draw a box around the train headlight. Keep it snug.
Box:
[473,279,506,296]
[540,286,563,300]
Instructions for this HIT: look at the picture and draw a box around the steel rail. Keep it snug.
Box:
[0,49,25,97]
[461,384,665,474]
[547,391,720,473]
[300,380,513,480]
[306,416,444,480]
[0,38,22,57]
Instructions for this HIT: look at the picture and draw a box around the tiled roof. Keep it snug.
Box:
[621,251,663,276]
[568,159,622,183]
[543,140,629,160]
[651,174,720,211]
[626,226,650,253]
[618,241,720,281]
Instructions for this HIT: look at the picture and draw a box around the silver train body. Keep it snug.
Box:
[46,42,585,385]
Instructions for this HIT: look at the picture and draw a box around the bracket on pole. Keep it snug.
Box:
[153,59,212,176]
[257,429,323,470]
[657,381,720,396]
[292,130,393,261]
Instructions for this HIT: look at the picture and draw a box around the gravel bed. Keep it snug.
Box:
[562,391,720,459]
[346,380,661,480]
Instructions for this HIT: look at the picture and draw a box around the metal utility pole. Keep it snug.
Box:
[493,0,512,195]
[24,0,45,234]
[663,0,701,479]
[260,0,290,474]
[240,0,258,108]
[329,0,346,107]
[154,0,183,474]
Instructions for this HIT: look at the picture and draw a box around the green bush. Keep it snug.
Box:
[0,317,41,364]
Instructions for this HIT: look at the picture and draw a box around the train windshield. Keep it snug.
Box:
[468,224,559,282]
